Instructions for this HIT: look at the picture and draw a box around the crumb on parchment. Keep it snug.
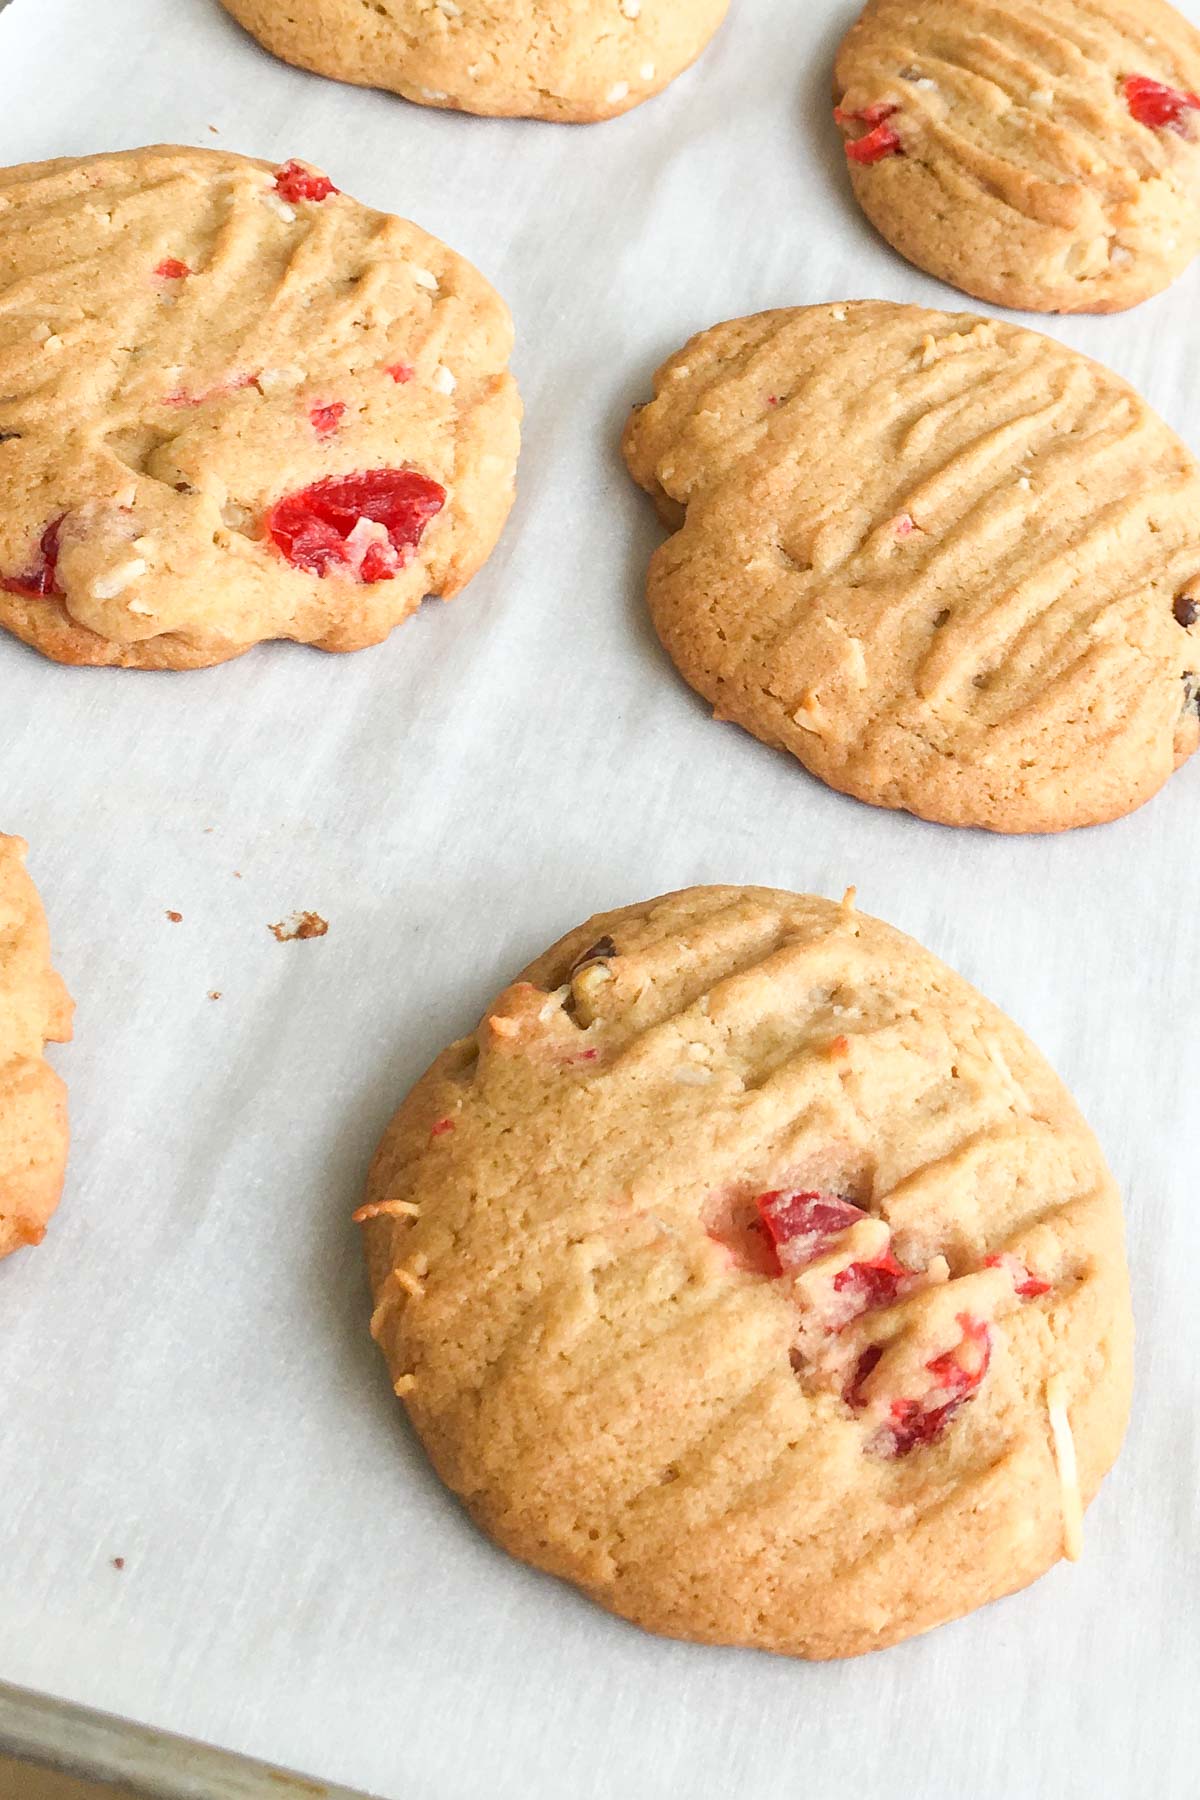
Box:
[268,912,329,942]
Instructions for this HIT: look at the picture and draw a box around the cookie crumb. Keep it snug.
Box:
[207,990,222,1001]
[111,1556,125,1570]
[165,910,182,923]
[268,912,329,941]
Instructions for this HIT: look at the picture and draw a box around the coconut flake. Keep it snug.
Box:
[90,557,148,601]
[1047,1377,1083,1563]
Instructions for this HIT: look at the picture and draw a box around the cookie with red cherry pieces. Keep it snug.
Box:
[220,0,729,124]
[0,146,520,669]
[359,884,1132,1660]
[0,835,73,1259]
[622,300,1200,833]
[833,0,1200,312]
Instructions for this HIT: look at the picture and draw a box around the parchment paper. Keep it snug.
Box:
[0,1,1198,1795]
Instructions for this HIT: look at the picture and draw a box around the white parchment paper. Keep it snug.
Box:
[1,1,1198,1794]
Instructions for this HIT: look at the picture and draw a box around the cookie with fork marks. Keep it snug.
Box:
[833,0,1200,312]
[359,885,1131,1658]
[622,301,1200,832]
[0,146,520,669]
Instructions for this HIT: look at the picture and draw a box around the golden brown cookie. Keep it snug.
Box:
[0,835,72,1260]
[0,146,521,670]
[220,0,729,123]
[359,885,1132,1659]
[622,301,1200,833]
[833,0,1200,312]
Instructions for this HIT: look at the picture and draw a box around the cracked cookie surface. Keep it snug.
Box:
[360,885,1131,1658]
[0,835,72,1260]
[833,0,1200,312]
[622,301,1200,833]
[220,0,729,123]
[0,145,520,669]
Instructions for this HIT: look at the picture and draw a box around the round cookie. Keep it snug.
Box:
[622,301,1200,833]
[0,146,521,670]
[833,0,1200,313]
[0,836,72,1260]
[220,0,729,124]
[359,884,1132,1660]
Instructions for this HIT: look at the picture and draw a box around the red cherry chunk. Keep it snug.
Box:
[0,515,64,598]
[267,468,445,583]
[832,1250,908,1312]
[309,401,346,439]
[845,122,903,164]
[845,1342,884,1410]
[275,161,338,203]
[847,1314,992,1454]
[386,362,415,384]
[1124,74,1200,132]
[155,258,191,280]
[834,101,899,128]
[885,1315,992,1456]
[755,1190,867,1274]
[924,1313,991,1393]
[984,1252,1051,1298]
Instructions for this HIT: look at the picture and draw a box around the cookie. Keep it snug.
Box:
[359,884,1132,1659]
[833,0,1200,313]
[0,835,73,1260]
[220,0,729,123]
[0,147,521,670]
[622,301,1200,833]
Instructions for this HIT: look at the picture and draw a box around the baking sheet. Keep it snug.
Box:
[1,0,1198,1795]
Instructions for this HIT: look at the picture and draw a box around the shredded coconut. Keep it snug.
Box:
[1047,1377,1083,1562]
[90,557,147,601]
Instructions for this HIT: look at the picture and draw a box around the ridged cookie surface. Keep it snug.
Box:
[0,836,72,1260]
[622,301,1200,833]
[361,886,1132,1659]
[833,0,1200,312]
[0,146,520,669]
[221,0,729,123]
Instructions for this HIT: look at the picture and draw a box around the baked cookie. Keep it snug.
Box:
[359,884,1132,1659]
[0,835,73,1260]
[220,0,729,124]
[833,0,1200,312]
[622,301,1200,833]
[0,146,520,669]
